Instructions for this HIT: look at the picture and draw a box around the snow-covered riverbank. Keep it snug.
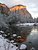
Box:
[16,23,38,26]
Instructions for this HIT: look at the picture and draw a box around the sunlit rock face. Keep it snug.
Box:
[10,5,26,11]
[10,5,33,23]
[0,3,9,15]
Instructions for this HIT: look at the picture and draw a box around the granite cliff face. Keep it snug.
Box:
[0,3,33,23]
[0,4,33,31]
[9,5,33,23]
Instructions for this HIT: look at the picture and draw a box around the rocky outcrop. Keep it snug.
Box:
[0,3,9,15]
[9,5,33,23]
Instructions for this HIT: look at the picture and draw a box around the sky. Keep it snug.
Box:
[0,0,38,18]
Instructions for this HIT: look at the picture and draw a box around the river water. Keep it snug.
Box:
[0,26,38,50]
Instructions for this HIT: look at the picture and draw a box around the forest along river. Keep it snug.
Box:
[0,26,38,50]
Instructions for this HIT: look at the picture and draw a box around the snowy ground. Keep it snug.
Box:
[0,35,27,50]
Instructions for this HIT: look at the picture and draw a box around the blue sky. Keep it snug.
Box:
[0,0,38,18]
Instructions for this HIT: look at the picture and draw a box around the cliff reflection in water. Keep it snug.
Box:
[1,26,32,43]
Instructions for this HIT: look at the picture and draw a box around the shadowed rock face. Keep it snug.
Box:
[0,3,9,15]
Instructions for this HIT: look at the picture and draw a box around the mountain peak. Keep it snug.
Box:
[10,5,26,11]
[0,3,9,15]
[0,3,7,7]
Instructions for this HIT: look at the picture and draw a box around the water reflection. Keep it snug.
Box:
[15,26,32,43]
[27,26,38,42]
[26,26,38,50]
[1,26,32,43]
